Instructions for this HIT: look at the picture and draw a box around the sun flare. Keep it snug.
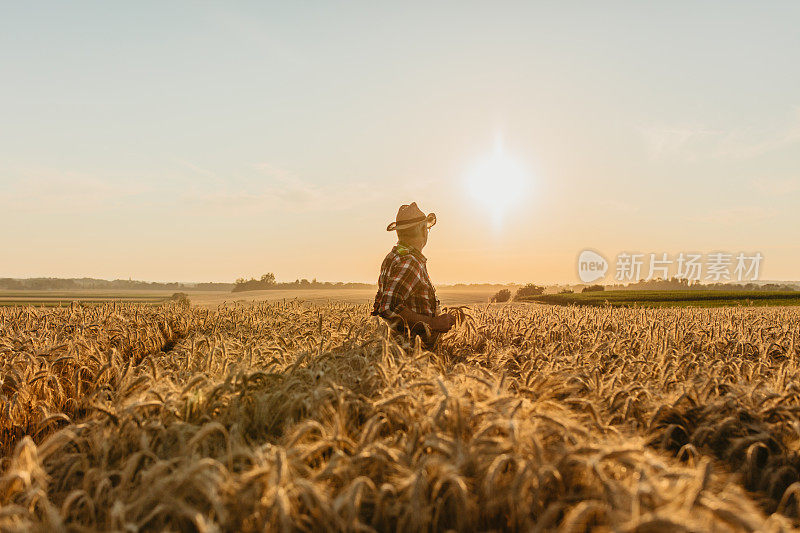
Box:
[465,139,530,226]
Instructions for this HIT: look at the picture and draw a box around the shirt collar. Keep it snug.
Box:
[395,241,427,262]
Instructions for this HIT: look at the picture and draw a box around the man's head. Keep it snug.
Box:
[397,223,428,249]
[386,202,436,251]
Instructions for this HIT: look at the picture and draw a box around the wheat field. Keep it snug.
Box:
[2,300,800,531]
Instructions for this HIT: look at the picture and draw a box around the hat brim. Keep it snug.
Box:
[387,213,436,232]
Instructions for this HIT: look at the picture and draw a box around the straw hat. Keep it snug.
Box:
[386,202,437,231]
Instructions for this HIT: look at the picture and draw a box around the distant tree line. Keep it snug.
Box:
[609,277,798,291]
[450,283,521,289]
[489,277,800,304]
[0,278,233,291]
[490,284,546,303]
[232,273,374,293]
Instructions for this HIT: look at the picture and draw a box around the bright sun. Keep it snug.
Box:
[465,139,529,226]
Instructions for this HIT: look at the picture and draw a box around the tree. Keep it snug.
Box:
[170,292,190,307]
[232,273,276,292]
[513,284,545,300]
[582,284,605,293]
[490,289,511,303]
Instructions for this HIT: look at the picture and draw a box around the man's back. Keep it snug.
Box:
[372,244,437,323]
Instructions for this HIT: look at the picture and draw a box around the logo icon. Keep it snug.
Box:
[578,250,608,283]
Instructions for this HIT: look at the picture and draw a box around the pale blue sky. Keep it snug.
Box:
[2,2,799,283]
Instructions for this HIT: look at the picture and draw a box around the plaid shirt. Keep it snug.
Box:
[371,243,438,323]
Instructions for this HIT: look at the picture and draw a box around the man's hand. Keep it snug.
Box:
[396,308,455,333]
[430,313,455,332]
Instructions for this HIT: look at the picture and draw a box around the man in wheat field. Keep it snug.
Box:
[371,202,455,348]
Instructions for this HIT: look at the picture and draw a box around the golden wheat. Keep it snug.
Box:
[1,300,799,531]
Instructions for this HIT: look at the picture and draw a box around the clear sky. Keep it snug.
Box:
[2,2,799,284]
